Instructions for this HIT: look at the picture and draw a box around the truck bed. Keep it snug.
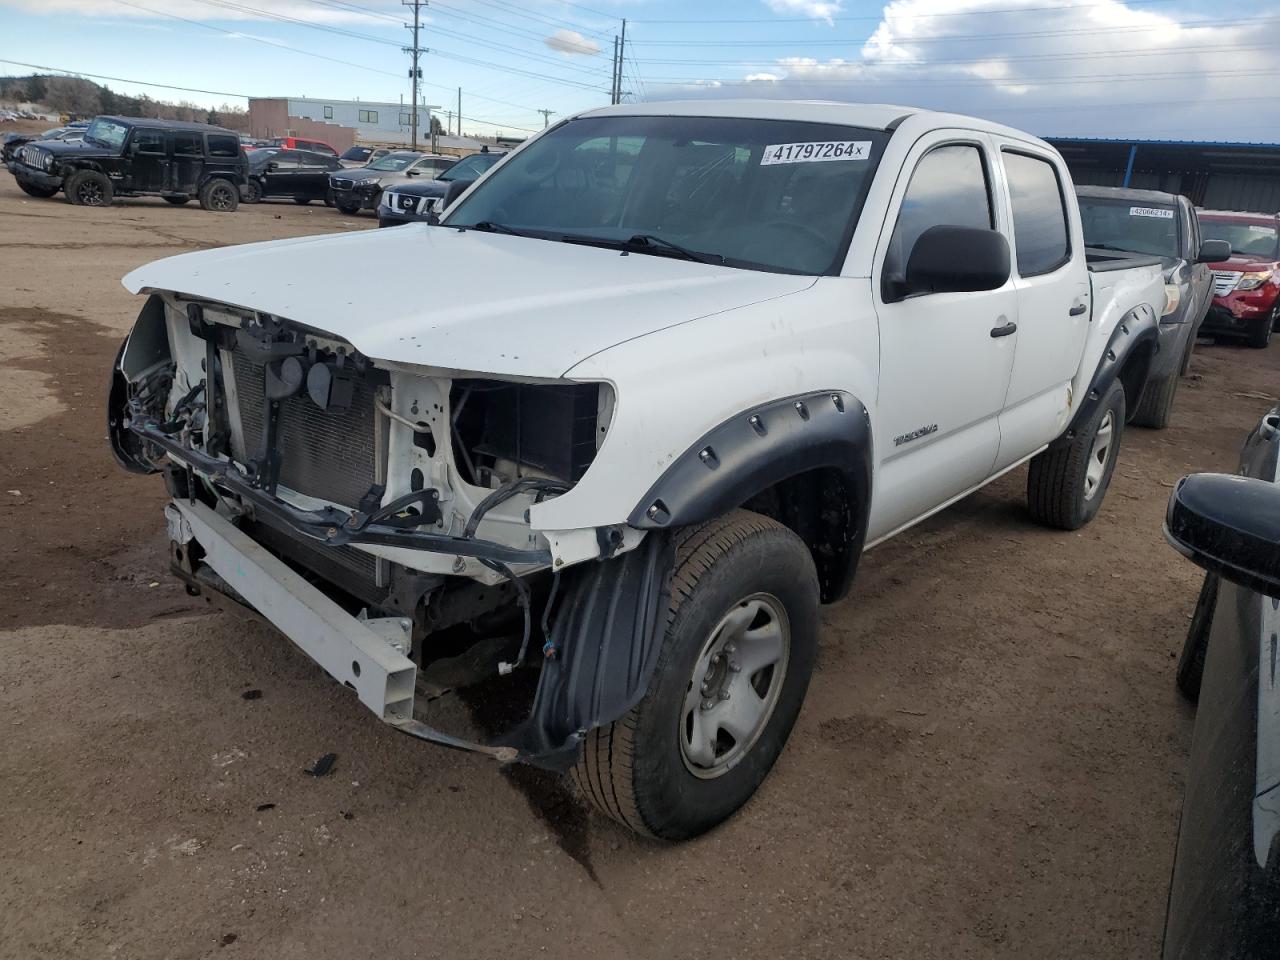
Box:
[1085,247,1166,273]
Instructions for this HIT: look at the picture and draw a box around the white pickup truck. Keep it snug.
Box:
[109,101,1166,840]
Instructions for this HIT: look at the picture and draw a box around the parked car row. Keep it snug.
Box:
[2,112,506,217]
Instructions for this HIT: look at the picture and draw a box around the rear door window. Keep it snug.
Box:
[173,133,201,157]
[1003,151,1071,276]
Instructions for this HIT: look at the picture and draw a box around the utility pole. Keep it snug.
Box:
[610,36,619,104]
[402,0,425,151]
[457,87,462,139]
[619,19,627,103]
[445,109,453,136]
[537,108,554,129]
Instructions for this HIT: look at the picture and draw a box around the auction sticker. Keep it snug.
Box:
[1129,206,1174,219]
[761,141,873,164]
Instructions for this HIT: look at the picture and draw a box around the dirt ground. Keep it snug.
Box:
[1,173,1278,960]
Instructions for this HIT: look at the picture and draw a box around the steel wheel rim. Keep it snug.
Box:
[210,184,234,210]
[679,593,790,779]
[79,180,104,205]
[1084,409,1115,501]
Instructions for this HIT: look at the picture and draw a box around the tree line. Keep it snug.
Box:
[0,74,249,131]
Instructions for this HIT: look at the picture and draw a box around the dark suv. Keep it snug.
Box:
[6,115,247,211]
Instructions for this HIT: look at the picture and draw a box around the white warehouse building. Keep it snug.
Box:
[248,97,438,148]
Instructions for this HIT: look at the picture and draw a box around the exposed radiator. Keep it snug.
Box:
[228,350,384,509]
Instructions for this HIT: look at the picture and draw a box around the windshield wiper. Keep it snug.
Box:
[467,220,528,237]
[624,233,724,265]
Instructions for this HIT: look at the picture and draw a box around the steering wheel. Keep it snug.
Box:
[516,148,561,183]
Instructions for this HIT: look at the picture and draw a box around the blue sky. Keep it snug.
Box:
[1,0,1277,140]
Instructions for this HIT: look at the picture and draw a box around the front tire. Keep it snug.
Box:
[65,169,113,206]
[1176,572,1219,702]
[162,196,190,205]
[242,180,262,204]
[1130,372,1178,429]
[1027,377,1126,530]
[1248,310,1274,348]
[199,178,239,212]
[573,511,819,841]
[293,196,311,205]
[336,198,361,215]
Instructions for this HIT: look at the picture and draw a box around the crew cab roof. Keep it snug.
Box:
[1076,184,1184,205]
[570,99,1052,146]
[94,115,242,136]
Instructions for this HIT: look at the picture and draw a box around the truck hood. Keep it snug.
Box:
[35,139,107,158]
[1209,254,1279,272]
[122,225,816,378]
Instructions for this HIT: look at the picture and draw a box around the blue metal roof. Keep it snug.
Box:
[1048,136,1280,149]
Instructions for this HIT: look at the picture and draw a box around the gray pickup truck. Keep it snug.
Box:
[1076,185,1228,429]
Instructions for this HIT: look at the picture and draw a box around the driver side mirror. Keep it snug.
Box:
[406,168,420,176]
[1165,473,1280,599]
[900,225,1011,299]
[1196,239,1231,263]
[265,162,278,172]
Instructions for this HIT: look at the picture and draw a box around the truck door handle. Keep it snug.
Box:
[1069,304,1087,316]
[989,321,1018,338]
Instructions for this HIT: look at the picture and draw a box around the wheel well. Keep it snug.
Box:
[739,466,864,604]
[1117,338,1157,412]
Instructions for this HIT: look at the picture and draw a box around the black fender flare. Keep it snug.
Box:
[627,390,873,603]
[1052,303,1160,450]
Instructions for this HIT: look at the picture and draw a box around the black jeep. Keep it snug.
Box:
[6,116,247,211]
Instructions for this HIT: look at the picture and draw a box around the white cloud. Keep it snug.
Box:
[544,28,602,57]
[762,0,844,25]
[652,0,1280,140]
[744,73,782,83]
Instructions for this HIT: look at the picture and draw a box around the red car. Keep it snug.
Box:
[1197,209,1280,348]
[256,136,338,158]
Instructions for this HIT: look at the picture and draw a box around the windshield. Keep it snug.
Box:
[1199,218,1279,259]
[441,152,501,181]
[1078,197,1181,258]
[83,118,129,151]
[340,146,370,161]
[368,154,420,172]
[446,115,889,275]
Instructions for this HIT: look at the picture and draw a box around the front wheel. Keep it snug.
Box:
[1026,377,1126,530]
[242,180,262,204]
[335,199,360,215]
[199,178,239,212]
[1176,572,1219,702]
[573,511,819,841]
[1248,311,1274,348]
[162,196,190,205]
[65,169,113,206]
[293,196,312,205]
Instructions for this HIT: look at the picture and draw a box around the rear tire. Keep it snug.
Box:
[336,199,360,215]
[1130,372,1178,429]
[16,179,58,198]
[65,169,112,206]
[1249,310,1275,348]
[1027,378,1126,530]
[293,196,311,205]
[1176,572,1219,702]
[572,510,819,841]
[199,178,239,212]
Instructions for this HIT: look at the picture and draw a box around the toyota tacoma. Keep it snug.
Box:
[108,101,1167,840]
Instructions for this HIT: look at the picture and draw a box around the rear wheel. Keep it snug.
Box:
[16,179,58,198]
[293,196,311,205]
[336,198,361,215]
[65,169,113,206]
[1027,378,1126,530]
[573,511,819,841]
[199,178,239,212]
